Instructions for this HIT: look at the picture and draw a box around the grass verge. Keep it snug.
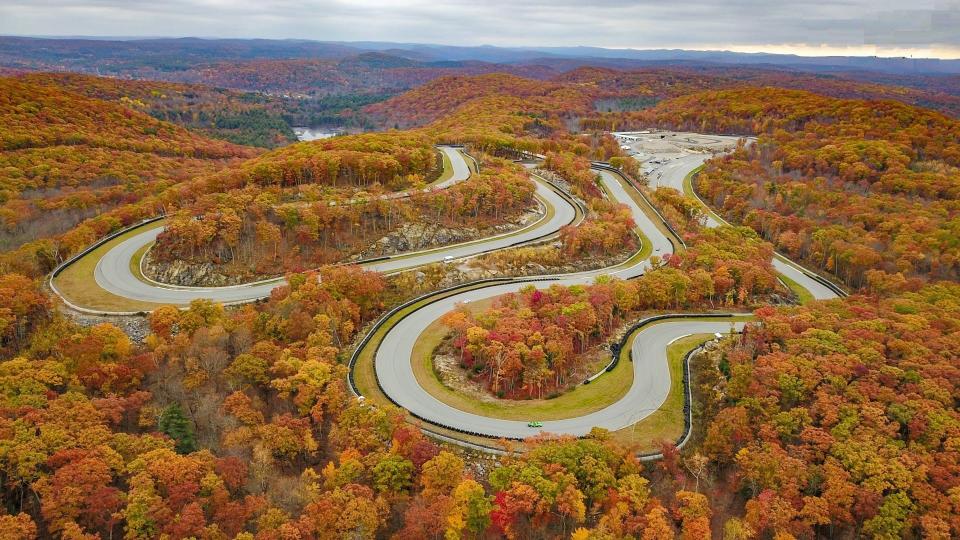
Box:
[52,221,168,312]
[129,242,154,284]
[352,281,511,405]
[596,175,653,265]
[682,165,727,226]
[428,148,455,187]
[606,170,681,254]
[609,333,712,452]
[778,271,815,305]
[409,308,634,421]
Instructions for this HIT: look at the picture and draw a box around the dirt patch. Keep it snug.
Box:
[433,351,504,404]
[432,333,615,402]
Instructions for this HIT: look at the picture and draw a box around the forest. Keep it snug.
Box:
[3,257,958,538]
[699,283,960,539]
[16,73,298,148]
[0,77,256,256]
[1,56,960,539]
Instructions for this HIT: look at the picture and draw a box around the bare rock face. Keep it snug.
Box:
[63,310,151,342]
[143,252,257,287]
[144,205,544,287]
[360,222,481,258]
[355,206,542,260]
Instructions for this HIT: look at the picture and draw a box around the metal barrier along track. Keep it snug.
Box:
[583,312,739,385]
[47,215,166,316]
[591,162,686,250]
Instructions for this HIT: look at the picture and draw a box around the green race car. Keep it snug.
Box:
[527,421,543,428]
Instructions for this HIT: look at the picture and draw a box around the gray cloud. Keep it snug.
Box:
[865,4,960,46]
[1,0,958,58]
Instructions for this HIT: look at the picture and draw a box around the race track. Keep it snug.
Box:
[372,164,724,438]
[53,133,842,444]
[371,134,841,439]
[378,314,745,438]
[90,177,577,304]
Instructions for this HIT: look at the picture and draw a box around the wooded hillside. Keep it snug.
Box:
[0,77,256,265]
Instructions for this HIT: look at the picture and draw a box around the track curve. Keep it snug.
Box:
[372,167,680,438]
[379,313,745,438]
[63,147,578,309]
[91,178,576,305]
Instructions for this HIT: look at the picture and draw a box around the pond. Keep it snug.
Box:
[292,127,338,141]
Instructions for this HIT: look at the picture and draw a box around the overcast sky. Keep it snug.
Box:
[2,0,959,59]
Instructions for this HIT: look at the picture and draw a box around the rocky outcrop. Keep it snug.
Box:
[64,310,151,342]
[357,223,482,259]
[143,252,260,287]
[353,207,542,260]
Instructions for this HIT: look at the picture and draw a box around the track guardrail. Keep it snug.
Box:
[591,162,686,251]
[801,269,848,297]
[47,215,166,315]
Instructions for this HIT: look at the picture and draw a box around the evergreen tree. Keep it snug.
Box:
[159,403,197,454]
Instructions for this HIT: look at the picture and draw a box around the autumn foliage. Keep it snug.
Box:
[3,63,960,538]
[660,88,960,291]
[446,223,778,399]
[0,76,256,275]
[700,284,960,538]
[0,261,736,538]
[16,72,298,148]
[150,148,535,281]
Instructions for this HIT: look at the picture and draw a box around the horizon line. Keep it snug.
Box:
[2,34,959,62]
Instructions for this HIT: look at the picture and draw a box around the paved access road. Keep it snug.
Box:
[81,147,577,306]
[432,146,472,189]
[622,131,840,301]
